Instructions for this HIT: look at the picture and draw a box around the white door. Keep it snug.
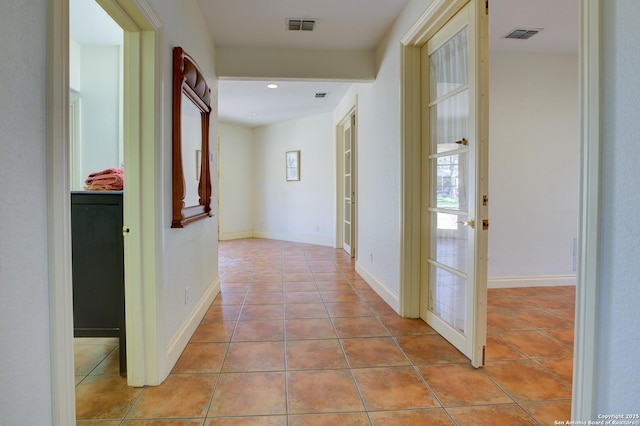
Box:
[343,114,356,257]
[420,0,488,367]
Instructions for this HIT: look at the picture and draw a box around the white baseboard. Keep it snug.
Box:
[253,230,334,247]
[164,276,220,375]
[488,275,576,289]
[219,230,253,241]
[355,262,400,314]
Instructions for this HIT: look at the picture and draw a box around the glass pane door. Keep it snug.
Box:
[421,0,488,368]
[343,116,354,257]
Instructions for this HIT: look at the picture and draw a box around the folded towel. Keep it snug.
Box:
[88,174,123,186]
[87,167,124,178]
[84,167,124,190]
[84,183,121,191]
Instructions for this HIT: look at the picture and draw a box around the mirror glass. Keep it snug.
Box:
[171,46,212,228]
[181,94,202,208]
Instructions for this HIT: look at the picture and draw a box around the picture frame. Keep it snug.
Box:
[286,150,300,181]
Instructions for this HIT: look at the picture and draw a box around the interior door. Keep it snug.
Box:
[420,0,488,367]
[343,114,356,257]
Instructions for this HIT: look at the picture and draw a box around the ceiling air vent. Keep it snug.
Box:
[504,28,543,40]
[288,18,316,31]
[315,92,327,98]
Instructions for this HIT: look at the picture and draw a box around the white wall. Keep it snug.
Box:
[597,0,640,412]
[488,53,579,287]
[253,113,336,246]
[329,0,441,306]
[218,122,254,240]
[0,1,53,424]
[149,0,220,378]
[79,45,122,179]
[70,38,81,92]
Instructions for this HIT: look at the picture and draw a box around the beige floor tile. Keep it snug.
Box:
[417,363,511,406]
[286,339,348,370]
[127,374,217,419]
[287,370,364,414]
[222,341,285,372]
[288,413,370,425]
[284,303,329,319]
[75,375,142,420]
[285,318,337,340]
[352,367,439,411]
[396,335,467,365]
[369,409,454,425]
[324,302,373,318]
[484,360,572,402]
[521,400,572,425]
[332,317,389,338]
[239,304,284,320]
[209,372,286,417]
[497,330,573,358]
[205,416,286,425]
[172,343,228,374]
[341,337,409,368]
[378,316,436,336]
[232,320,284,341]
[191,320,236,343]
[447,404,537,425]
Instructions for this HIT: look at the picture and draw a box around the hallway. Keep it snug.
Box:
[75,238,573,424]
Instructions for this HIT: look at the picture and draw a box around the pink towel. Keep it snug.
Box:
[84,168,124,190]
[87,167,124,178]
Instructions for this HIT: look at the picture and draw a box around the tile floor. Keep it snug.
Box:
[75,238,575,425]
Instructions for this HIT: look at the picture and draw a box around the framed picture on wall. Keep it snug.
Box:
[286,150,300,181]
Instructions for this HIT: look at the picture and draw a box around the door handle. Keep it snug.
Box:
[455,138,468,146]
[122,226,131,236]
[457,219,475,229]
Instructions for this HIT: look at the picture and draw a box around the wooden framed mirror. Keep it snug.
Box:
[172,46,212,228]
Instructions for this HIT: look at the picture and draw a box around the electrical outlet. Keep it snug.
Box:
[184,287,190,305]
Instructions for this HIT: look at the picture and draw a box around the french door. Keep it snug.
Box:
[420,0,488,367]
[343,113,356,257]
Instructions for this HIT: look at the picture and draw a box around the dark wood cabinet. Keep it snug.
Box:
[71,191,126,374]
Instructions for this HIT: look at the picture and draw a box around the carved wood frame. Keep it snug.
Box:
[171,46,212,228]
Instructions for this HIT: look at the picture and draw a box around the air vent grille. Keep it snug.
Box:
[504,28,542,40]
[288,19,316,31]
[315,92,327,98]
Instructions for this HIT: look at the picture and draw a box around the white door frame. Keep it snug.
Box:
[399,0,602,418]
[47,0,162,423]
[572,0,601,420]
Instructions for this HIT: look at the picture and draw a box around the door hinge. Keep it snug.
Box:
[482,195,488,206]
[485,0,489,15]
[482,219,489,230]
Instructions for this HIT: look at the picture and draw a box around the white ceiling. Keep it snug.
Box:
[198,0,411,51]
[70,0,579,128]
[69,0,122,45]
[213,0,579,127]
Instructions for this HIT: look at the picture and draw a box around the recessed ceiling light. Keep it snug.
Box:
[249,112,257,116]
[267,84,279,89]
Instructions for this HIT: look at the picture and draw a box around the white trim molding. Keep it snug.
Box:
[355,263,400,314]
[165,278,220,375]
[572,0,602,420]
[219,231,254,241]
[47,0,75,424]
[253,231,334,248]
[488,275,577,289]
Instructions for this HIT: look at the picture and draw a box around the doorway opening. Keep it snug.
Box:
[49,0,162,423]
